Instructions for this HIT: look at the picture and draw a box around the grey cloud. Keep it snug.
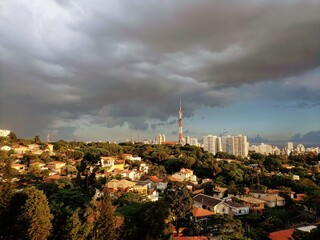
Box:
[291,131,320,143]
[0,0,319,139]
[249,135,269,144]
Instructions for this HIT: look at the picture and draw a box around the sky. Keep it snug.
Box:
[0,0,319,146]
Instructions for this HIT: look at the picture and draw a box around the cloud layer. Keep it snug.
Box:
[0,0,319,140]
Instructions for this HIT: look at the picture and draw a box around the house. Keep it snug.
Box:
[193,194,229,214]
[29,161,47,170]
[139,163,148,173]
[224,201,249,216]
[11,163,26,173]
[192,206,214,221]
[111,169,142,180]
[122,153,142,161]
[172,168,197,182]
[292,174,300,181]
[282,164,294,170]
[268,229,294,240]
[45,174,62,182]
[113,160,125,170]
[149,175,167,190]
[135,179,152,189]
[238,197,265,212]
[293,193,306,202]
[100,156,117,169]
[1,145,11,151]
[107,179,135,192]
[12,145,29,154]
[213,186,227,199]
[260,195,285,208]
[296,225,317,232]
[47,161,66,174]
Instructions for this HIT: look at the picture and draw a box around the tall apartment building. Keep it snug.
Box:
[190,138,200,147]
[221,135,249,157]
[250,143,280,155]
[203,135,222,155]
[185,135,191,145]
[286,142,294,156]
[155,134,166,144]
[296,144,305,153]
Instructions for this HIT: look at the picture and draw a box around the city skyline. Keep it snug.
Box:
[0,1,319,145]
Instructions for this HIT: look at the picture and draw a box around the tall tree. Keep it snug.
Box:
[17,187,53,240]
[163,181,193,233]
[91,191,121,240]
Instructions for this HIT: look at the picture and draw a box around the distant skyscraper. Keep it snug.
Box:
[155,134,166,144]
[186,135,191,145]
[190,138,199,146]
[203,135,221,155]
[286,142,294,155]
[178,100,183,144]
[296,144,305,153]
[221,134,249,157]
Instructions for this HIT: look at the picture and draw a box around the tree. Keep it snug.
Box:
[203,182,215,196]
[263,157,282,172]
[33,135,41,144]
[17,187,53,240]
[114,192,148,207]
[163,181,193,233]
[91,192,121,240]
[208,214,245,240]
[63,208,91,240]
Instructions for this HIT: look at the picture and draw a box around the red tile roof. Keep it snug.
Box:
[149,175,163,183]
[268,229,294,240]
[192,207,214,217]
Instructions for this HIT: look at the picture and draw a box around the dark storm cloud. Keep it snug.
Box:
[0,0,319,138]
[291,131,320,144]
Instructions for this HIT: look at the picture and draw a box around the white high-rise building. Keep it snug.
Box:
[155,134,166,144]
[250,143,280,155]
[296,144,305,153]
[221,134,249,157]
[203,135,222,155]
[190,138,199,147]
[286,142,294,155]
[186,135,191,145]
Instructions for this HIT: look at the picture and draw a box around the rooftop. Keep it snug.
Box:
[192,206,214,217]
[269,229,294,240]
[193,194,222,207]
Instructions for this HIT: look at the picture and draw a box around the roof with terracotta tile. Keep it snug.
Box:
[192,206,214,217]
[268,229,294,240]
[168,176,181,182]
[180,168,193,174]
[293,193,306,201]
[149,175,163,183]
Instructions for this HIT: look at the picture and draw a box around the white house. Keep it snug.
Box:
[193,193,229,214]
[172,168,197,182]
[260,195,286,208]
[1,145,11,151]
[224,201,249,216]
[100,156,117,169]
[122,154,142,161]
